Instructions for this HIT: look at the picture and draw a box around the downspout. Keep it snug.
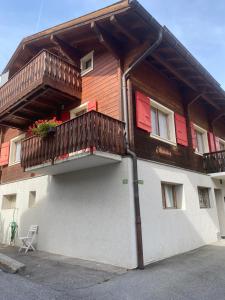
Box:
[122,29,163,269]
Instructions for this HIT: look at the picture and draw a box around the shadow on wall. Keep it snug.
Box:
[137,162,222,264]
[18,163,133,267]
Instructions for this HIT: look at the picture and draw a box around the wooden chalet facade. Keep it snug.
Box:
[0,0,225,269]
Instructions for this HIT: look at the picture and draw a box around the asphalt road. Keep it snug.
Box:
[1,242,225,300]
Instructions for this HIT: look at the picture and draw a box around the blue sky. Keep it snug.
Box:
[0,0,224,88]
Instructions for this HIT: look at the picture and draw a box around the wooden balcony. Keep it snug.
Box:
[0,50,81,129]
[21,111,126,175]
[203,151,225,176]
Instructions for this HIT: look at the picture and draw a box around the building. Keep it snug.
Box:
[0,0,225,269]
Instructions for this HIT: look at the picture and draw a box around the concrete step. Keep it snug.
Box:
[0,253,25,274]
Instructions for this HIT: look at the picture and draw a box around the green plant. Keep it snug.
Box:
[28,117,62,138]
[10,209,18,245]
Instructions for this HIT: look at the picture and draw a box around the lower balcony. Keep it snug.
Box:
[21,111,126,175]
[203,150,225,179]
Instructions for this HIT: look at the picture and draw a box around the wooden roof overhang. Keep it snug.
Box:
[2,0,225,127]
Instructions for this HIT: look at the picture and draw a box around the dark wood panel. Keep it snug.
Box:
[134,127,204,172]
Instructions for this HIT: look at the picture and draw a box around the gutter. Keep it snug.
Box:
[122,28,163,269]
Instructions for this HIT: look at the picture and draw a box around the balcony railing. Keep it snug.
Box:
[21,111,126,170]
[0,50,81,115]
[203,150,225,173]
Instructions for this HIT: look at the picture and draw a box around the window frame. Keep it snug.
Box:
[28,191,36,208]
[161,182,178,209]
[9,134,25,166]
[80,51,94,76]
[193,124,209,155]
[70,103,88,119]
[198,186,211,209]
[150,99,176,146]
[1,193,17,210]
[218,138,225,151]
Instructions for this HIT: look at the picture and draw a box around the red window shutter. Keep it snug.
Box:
[208,132,216,152]
[190,123,197,150]
[87,101,97,111]
[135,91,151,132]
[174,113,188,146]
[0,142,10,166]
[215,136,220,151]
[61,111,70,122]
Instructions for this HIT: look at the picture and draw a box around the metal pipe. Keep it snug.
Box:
[122,28,163,140]
[122,28,163,269]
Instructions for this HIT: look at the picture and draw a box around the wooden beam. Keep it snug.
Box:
[12,113,33,122]
[110,15,140,45]
[0,121,20,129]
[166,57,183,63]
[212,112,225,124]
[91,21,121,59]
[22,107,50,118]
[151,52,220,110]
[176,66,191,71]
[50,35,81,66]
[186,75,202,80]
[22,44,39,56]
[158,46,173,53]
[32,99,56,111]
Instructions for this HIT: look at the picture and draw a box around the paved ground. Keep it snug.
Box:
[1,241,225,299]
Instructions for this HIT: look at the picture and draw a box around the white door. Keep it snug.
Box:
[215,189,225,237]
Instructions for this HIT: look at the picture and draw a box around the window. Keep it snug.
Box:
[0,71,9,87]
[9,134,25,165]
[70,103,88,119]
[28,191,36,208]
[161,183,177,209]
[193,125,209,155]
[80,51,94,76]
[150,100,176,145]
[219,139,225,151]
[198,187,210,208]
[2,194,16,210]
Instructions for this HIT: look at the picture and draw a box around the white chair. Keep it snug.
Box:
[19,225,38,254]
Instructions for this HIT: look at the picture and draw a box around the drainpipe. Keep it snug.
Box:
[122,29,163,269]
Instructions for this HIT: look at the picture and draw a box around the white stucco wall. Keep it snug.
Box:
[0,158,137,269]
[1,156,225,269]
[137,159,225,265]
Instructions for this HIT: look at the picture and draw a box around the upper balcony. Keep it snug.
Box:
[0,50,81,129]
[203,151,225,180]
[21,111,126,175]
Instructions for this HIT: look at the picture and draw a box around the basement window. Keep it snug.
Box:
[198,187,211,208]
[2,194,17,210]
[80,51,94,76]
[9,134,25,165]
[161,182,183,209]
[28,191,36,208]
[161,183,177,209]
